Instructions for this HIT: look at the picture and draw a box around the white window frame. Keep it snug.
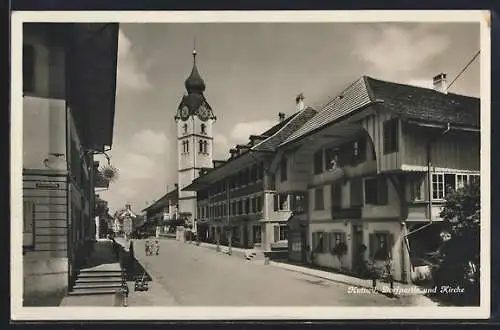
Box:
[432,172,480,200]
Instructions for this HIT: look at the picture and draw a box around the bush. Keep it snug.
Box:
[431,181,480,305]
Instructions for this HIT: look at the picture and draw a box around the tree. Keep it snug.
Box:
[432,180,480,305]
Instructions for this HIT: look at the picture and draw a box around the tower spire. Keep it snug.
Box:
[192,37,197,63]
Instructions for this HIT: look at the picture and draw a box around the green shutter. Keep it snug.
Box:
[369,233,375,259]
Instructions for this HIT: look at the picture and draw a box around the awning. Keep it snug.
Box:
[66,23,119,151]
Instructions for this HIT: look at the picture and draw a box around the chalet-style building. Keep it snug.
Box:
[183,95,317,251]
[21,23,119,305]
[273,74,479,283]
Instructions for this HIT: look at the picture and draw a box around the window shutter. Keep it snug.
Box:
[273,194,279,212]
[341,232,347,245]
[377,176,388,205]
[369,233,375,259]
[323,232,330,253]
[331,182,342,209]
[350,177,363,207]
[274,226,280,242]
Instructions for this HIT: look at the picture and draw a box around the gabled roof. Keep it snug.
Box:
[141,187,178,213]
[282,75,480,147]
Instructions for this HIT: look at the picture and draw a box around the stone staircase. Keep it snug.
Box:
[68,239,125,296]
[69,268,124,296]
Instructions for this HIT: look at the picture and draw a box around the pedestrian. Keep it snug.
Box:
[154,239,160,255]
[145,240,150,256]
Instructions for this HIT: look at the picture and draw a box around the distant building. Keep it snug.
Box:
[114,204,137,237]
[141,185,179,234]
[183,95,316,251]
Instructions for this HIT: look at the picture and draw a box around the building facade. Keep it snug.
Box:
[184,96,317,251]
[274,74,480,283]
[21,23,119,305]
[175,50,216,229]
[141,186,179,235]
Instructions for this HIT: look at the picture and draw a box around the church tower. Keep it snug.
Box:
[175,48,216,227]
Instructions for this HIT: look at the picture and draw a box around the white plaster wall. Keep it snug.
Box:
[309,222,353,270]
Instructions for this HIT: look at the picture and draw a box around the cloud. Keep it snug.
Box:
[213,134,231,160]
[118,152,156,180]
[352,25,450,76]
[116,29,152,91]
[230,120,277,144]
[129,129,169,156]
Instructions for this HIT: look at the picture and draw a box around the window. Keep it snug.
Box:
[23,44,35,93]
[383,119,399,154]
[369,232,394,261]
[245,199,250,214]
[256,196,263,212]
[314,187,324,210]
[253,225,262,243]
[238,200,243,215]
[291,192,306,213]
[250,197,255,213]
[432,174,445,199]
[353,137,367,163]
[331,181,343,210]
[325,147,340,171]
[364,176,388,205]
[184,140,189,153]
[350,177,363,207]
[409,176,424,201]
[280,158,288,182]
[456,174,468,190]
[279,193,289,211]
[23,201,35,247]
[183,123,188,133]
[328,231,347,251]
[312,231,327,253]
[274,224,288,242]
[200,123,206,134]
[313,150,324,174]
[199,140,204,153]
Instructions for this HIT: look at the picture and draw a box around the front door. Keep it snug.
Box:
[352,224,364,272]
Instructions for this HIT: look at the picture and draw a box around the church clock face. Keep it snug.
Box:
[198,105,209,122]
[180,105,190,120]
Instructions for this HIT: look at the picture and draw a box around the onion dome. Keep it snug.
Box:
[184,49,206,94]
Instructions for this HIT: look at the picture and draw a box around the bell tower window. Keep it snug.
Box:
[201,123,206,134]
[183,123,188,134]
[203,141,208,154]
[199,140,204,154]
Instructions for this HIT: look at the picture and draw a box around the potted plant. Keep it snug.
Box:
[331,242,348,270]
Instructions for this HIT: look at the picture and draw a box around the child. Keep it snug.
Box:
[154,239,160,255]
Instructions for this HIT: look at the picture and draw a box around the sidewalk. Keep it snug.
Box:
[60,239,121,307]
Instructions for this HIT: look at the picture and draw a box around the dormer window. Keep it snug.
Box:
[200,123,206,134]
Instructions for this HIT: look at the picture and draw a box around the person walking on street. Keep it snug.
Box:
[154,239,160,255]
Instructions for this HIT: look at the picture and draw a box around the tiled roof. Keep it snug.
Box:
[365,76,479,127]
[283,77,372,145]
[252,107,318,152]
[281,75,479,146]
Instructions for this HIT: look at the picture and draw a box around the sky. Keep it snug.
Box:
[96,22,481,214]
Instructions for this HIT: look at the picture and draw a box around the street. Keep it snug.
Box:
[131,238,409,306]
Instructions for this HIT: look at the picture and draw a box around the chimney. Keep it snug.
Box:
[433,73,448,94]
[296,93,305,111]
[278,112,286,123]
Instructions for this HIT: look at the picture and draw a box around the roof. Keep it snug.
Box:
[282,76,480,146]
[182,107,318,191]
[141,187,178,213]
